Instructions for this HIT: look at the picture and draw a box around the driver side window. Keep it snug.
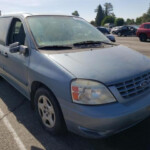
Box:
[8,18,26,45]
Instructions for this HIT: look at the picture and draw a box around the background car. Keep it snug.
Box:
[136,22,150,42]
[97,27,116,42]
[111,26,122,34]
[115,25,138,37]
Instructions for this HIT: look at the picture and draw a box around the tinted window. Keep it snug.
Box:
[0,17,12,45]
[144,24,150,29]
[122,26,128,30]
[7,18,25,45]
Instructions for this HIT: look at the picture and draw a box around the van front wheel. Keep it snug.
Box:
[34,88,66,135]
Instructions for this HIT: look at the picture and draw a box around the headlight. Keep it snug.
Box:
[71,79,116,105]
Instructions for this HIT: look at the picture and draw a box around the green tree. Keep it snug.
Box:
[126,18,135,25]
[72,11,79,16]
[90,20,96,26]
[95,5,105,26]
[142,6,150,22]
[104,3,113,16]
[136,17,142,25]
[101,16,115,25]
[115,18,124,26]
[131,19,135,24]
[142,13,150,22]
[136,6,150,24]
[110,12,116,17]
[126,18,131,25]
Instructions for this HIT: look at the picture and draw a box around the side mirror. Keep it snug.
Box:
[19,45,28,55]
[9,42,19,48]
[9,42,28,55]
[9,42,20,53]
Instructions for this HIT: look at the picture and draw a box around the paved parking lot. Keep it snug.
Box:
[0,37,150,150]
[116,36,150,57]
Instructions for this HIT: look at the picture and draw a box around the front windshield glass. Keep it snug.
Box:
[27,16,110,48]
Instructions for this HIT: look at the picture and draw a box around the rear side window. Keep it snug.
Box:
[144,24,150,29]
[122,26,128,30]
[0,17,12,45]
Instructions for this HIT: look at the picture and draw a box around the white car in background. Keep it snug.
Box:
[111,26,122,34]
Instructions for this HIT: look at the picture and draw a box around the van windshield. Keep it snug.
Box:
[27,16,110,48]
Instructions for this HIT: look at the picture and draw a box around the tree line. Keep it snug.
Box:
[72,3,150,26]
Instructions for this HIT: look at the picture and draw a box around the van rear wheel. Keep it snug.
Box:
[34,88,67,135]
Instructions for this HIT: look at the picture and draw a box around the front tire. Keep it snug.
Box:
[34,88,66,135]
[139,34,147,42]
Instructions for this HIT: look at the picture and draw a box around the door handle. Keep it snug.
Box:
[3,52,8,57]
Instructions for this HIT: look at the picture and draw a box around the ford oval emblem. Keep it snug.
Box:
[140,80,149,88]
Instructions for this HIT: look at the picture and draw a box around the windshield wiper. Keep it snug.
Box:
[38,45,73,50]
[99,41,116,45]
[38,41,116,50]
[73,41,115,46]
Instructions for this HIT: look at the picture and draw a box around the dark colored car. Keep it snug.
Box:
[97,27,116,42]
[136,22,150,42]
[111,26,122,34]
[116,26,137,36]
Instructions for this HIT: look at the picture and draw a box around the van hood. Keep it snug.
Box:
[46,45,150,85]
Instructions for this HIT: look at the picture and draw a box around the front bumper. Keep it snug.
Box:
[61,91,150,138]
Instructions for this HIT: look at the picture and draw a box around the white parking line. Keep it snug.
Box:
[0,109,27,150]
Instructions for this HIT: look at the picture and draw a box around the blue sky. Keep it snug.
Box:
[0,0,150,21]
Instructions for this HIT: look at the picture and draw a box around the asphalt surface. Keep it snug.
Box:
[0,37,150,150]
[116,36,150,57]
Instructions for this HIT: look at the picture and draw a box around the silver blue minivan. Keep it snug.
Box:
[0,14,150,138]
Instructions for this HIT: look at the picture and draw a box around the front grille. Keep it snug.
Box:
[114,71,150,99]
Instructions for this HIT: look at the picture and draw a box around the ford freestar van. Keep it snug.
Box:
[0,14,150,138]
